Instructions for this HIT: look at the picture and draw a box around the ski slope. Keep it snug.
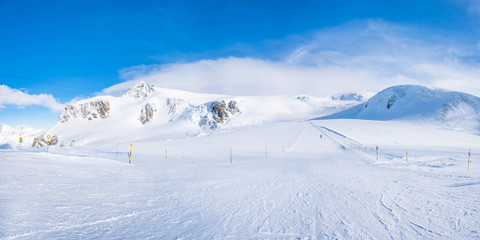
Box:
[1,120,479,239]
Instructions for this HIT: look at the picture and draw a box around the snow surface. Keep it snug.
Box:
[1,120,479,239]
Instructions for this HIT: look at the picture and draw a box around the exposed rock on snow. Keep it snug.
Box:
[125,81,155,99]
[386,95,397,109]
[139,103,157,124]
[58,99,110,122]
[166,98,240,128]
[32,134,58,147]
[199,100,240,129]
[211,100,239,124]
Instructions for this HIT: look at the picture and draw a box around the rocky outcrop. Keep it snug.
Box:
[211,100,239,124]
[58,99,110,122]
[200,100,240,129]
[125,81,155,99]
[32,134,58,147]
[139,103,156,124]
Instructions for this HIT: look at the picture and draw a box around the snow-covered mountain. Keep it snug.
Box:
[0,123,43,149]
[37,81,364,148]
[320,85,480,130]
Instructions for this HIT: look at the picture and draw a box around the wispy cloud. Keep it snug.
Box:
[465,0,480,16]
[104,20,480,97]
[0,85,64,111]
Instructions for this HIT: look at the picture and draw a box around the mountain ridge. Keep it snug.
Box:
[319,85,480,131]
[26,81,363,148]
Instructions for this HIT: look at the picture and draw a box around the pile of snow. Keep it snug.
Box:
[320,85,480,130]
[0,123,44,148]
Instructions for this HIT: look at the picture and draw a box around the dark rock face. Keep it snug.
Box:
[58,99,111,123]
[139,103,156,124]
[386,95,397,109]
[211,100,229,124]
[201,100,240,128]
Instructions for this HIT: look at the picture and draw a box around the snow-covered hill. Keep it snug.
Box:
[320,85,480,130]
[0,123,43,149]
[37,81,364,148]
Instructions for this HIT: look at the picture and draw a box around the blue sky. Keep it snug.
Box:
[1,0,480,128]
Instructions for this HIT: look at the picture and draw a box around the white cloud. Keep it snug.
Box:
[0,85,64,111]
[104,20,480,97]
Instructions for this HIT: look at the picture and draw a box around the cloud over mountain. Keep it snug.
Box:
[103,20,480,98]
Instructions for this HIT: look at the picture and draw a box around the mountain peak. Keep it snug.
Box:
[124,81,155,99]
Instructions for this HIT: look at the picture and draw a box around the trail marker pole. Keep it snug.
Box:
[165,147,168,165]
[128,142,133,164]
[46,134,51,153]
[230,147,233,163]
[365,146,367,153]
[406,148,408,167]
[468,148,471,172]
[376,146,379,160]
[19,137,23,150]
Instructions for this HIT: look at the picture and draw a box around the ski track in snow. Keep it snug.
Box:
[1,121,480,239]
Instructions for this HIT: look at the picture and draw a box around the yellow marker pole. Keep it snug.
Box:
[406,148,408,167]
[376,146,379,160]
[165,147,168,165]
[468,148,471,172]
[129,142,133,164]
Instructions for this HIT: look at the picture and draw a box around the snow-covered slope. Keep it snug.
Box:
[0,123,43,149]
[40,81,365,148]
[320,85,480,130]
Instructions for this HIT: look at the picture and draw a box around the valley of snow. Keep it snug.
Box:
[1,84,479,239]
